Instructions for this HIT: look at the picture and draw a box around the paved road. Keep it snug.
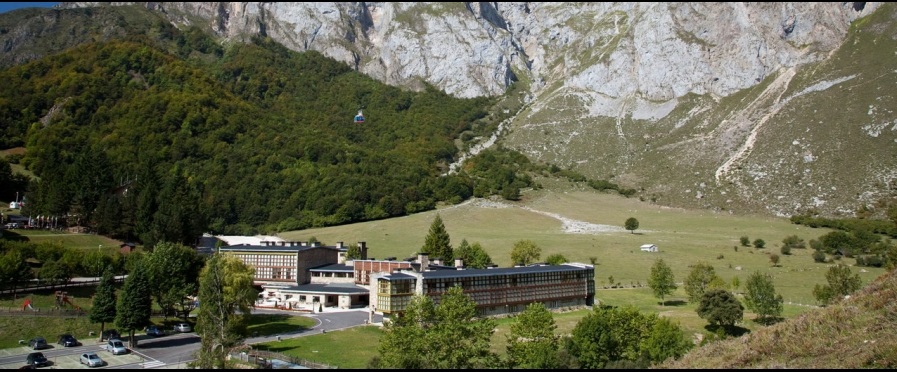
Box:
[0,308,380,368]
[123,308,382,368]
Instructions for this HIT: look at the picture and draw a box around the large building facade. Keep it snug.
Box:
[221,240,596,317]
[220,241,371,310]
[373,263,596,317]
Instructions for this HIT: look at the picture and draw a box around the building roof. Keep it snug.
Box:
[309,264,354,273]
[263,283,369,295]
[219,244,341,252]
[215,235,285,246]
[380,263,593,281]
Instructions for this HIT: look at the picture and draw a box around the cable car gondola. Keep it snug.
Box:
[354,110,365,124]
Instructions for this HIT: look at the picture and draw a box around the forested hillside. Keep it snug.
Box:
[0,22,507,246]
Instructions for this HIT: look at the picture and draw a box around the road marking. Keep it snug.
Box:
[140,360,166,368]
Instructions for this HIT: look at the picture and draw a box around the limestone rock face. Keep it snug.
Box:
[58,2,877,104]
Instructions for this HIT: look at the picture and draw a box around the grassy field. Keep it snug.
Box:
[282,179,887,306]
[0,228,124,250]
[253,325,383,369]
[246,314,316,336]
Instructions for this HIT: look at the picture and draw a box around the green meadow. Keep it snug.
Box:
[283,178,887,307]
[0,228,124,250]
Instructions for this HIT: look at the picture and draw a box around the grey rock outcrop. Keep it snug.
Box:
[59,2,877,106]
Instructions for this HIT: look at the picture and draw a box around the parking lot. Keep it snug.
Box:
[0,345,149,369]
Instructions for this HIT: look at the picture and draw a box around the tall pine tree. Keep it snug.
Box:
[90,268,118,342]
[115,261,152,348]
[421,213,453,262]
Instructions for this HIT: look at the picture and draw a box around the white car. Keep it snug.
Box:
[104,339,128,355]
[80,352,105,367]
[174,323,192,333]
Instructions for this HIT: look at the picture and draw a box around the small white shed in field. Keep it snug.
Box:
[640,244,658,252]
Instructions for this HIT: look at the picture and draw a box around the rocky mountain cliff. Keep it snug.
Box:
[10,2,897,217]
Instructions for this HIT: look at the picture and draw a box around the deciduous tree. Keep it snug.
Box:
[743,271,783,323]
[684,262,720,304]
[376,286,498,369]
[568,305,690,368]
[641,317,692,363]
[194,254,257,369]
[648,259,676,306]
[507,302,560,369]
[145,241,203,319]
[454,239,493,269]
[511,240,541,266]
[624,217,639,234]
[545,253,568,266]
[813,264,862,306]
[696,289,743,327]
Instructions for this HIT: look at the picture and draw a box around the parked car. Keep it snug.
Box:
[103,339,128,355]
[25,352,48,367]
[173,323,192,333]
[28,337,48,350]
[101,329,120,341]
[145,325,163,337]
[58,334,80,347]
[80,352,105,367]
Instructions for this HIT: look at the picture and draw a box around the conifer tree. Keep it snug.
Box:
[90,267,118,342]
[422,213,452,262]
[115,262,152,348]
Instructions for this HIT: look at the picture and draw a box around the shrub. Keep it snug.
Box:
[740,236,751,247]
[780,245,791,255]
[782,235,806,249]
[753,239,766,249]
[855,255,884,267]
[812,250,826,263]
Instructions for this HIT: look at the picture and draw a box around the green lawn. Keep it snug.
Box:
[1,228,124,250]
[283,184,887,306]
[253,325,383,369]
[247,314,317,336]
[0,316,97,349]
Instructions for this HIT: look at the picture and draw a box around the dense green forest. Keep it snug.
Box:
[0,18,511,246]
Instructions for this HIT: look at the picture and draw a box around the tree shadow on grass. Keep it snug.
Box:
[0,230,28,241]
[659,299,687,307]
[247,314,310,337]
[704,324,751,337]
[752,316,785,326]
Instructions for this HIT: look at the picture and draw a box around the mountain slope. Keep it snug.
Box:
[45,2,896,219]
[660,267,897,368]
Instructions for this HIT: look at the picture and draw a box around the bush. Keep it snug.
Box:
[780,245,791,255]
[753,239,766,249]
[782,235,806,249]
[812,250,826,263]
[740,236,750,247]
[855,255,884,267]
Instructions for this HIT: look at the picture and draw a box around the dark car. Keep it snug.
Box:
[101,329,120,341]
[25,352,48,367]
[28,337,48,350]
[145,325,163,337]
[58,334,80,347]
